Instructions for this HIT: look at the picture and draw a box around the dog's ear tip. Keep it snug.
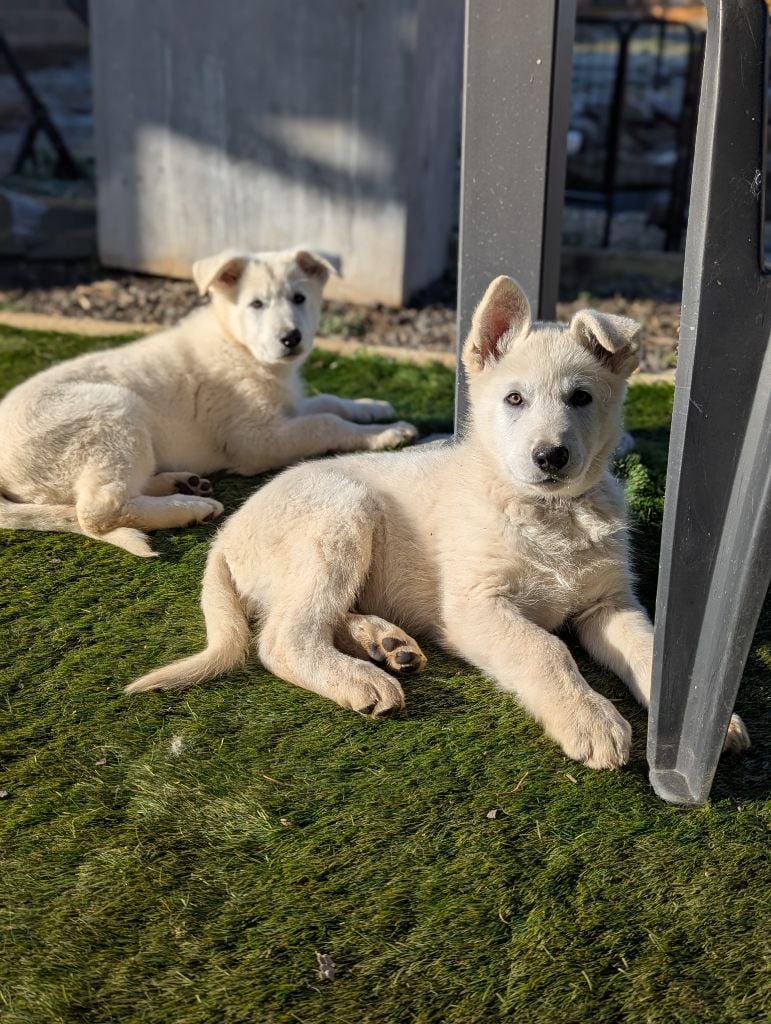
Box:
[571,309,642,377]
[463,275,532,372]
[295,248,341,281]
[486,274,526,298]
[192,250,249,296]
[571,309,641,347]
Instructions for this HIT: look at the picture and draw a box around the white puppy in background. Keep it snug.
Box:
[0,248,416,556]
[129,275,749,769]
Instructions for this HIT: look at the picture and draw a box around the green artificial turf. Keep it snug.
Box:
[0,327,768,1024]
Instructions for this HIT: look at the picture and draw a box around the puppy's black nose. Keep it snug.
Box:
[281,329,302,349]
[533,445,570,472]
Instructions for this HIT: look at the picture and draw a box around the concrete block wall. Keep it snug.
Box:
[91,0,463,305]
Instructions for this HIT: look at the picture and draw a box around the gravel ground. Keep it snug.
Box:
[0,259,681,373]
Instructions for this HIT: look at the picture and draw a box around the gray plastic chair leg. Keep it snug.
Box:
[648,0,771,806]
[454,0,576,432]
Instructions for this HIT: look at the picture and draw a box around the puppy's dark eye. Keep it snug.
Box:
[250,299,264,309]
[505,391,524,407]
[292,292,306,305]
[569,389,592,407]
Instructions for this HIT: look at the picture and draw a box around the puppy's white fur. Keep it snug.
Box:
[128,277,749,768]
[0,248,416,556]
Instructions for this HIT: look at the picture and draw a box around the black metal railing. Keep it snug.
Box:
[566,16,704,251]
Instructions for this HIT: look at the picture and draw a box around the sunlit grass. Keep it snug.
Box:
[0,327,767,1024]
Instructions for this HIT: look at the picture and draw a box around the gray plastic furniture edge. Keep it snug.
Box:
[648,0,771,806]
[455,0,577,432]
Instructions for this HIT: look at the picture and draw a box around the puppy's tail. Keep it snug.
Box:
[0,492,155,558]
[125,547,250,694]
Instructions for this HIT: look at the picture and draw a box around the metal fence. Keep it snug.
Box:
[566,16,705,251]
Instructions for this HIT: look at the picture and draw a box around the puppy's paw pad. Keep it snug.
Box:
[367,632,426,675]
[175,474,214,497]
[722,713,750,754]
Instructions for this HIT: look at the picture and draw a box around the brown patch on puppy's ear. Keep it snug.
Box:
[463,276,532,373]
[570,310,641,378]
[295,250,340,287]
[192,250,250,297]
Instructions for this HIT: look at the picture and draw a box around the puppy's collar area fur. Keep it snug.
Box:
[504,480,627,541]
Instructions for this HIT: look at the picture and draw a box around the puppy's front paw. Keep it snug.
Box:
[722,713,751,754]
[348,398,397,423]
[180,496,224,526]
[342,676,406,718]
[556,695,632,770]
[368,421,418,450]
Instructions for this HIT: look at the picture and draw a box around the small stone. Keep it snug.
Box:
[316,952,336,981]
[94,758,108,766]
[486,808,503,820]
[0,790,8,799]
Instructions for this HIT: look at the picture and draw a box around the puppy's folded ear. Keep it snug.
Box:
[192,250,250,296]
[294,250,341,286]
[570,310,641,378]
[463,276,532,373]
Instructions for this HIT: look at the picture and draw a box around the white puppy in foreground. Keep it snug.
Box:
[0,249,416,556]
[128,277,749,769]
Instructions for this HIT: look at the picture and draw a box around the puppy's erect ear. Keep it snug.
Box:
[294,250,340,287]
[463,276,532,373]
[192,250,250,297]
[570,310,641,378]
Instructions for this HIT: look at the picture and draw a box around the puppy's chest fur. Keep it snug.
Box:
[495,489,627,628]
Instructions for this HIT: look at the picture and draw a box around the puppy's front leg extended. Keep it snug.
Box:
[298,395,397,424]
[575,600,750,753]
[231,413,417,475]
[575,598,654,706]
[446,598,631,769]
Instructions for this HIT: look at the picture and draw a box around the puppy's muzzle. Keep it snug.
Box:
[280,329,303,351]
[532,445,570,473]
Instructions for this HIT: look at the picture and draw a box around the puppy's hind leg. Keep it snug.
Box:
[254,478,406,716]
[259,618,406,717]
[65,405,221,556]
[76,449,223,546]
